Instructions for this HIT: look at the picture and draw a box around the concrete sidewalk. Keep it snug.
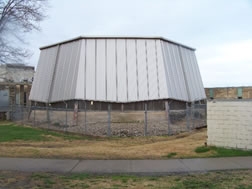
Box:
[0,157,252,176]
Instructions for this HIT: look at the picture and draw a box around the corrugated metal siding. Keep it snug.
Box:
[30,37,206,103]
[29,46,58,102]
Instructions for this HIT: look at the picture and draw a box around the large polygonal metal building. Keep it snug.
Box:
[29,36,206,110]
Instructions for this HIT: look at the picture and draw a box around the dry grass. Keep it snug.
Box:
[1,170,252,189]
[0,122,211,159]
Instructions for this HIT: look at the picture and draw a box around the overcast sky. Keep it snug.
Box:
[27,0,252,87]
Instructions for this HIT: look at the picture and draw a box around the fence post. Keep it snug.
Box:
[205,102,207,126]
[74,101,78,126]
[84,101,87,134]
[107,104,111,136]
[165,101,172,135]
[46,104,50,130]
[144,103,148,136]
[65,102,68,133]
[191,101,195,129]
[33,106,36,127]
[186,102,190,131]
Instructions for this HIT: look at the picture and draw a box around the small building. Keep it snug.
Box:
[29,36,206,110]
[205,86,252,100]
[0,64,34,109]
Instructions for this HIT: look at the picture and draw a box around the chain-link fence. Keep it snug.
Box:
[1,102,207,136]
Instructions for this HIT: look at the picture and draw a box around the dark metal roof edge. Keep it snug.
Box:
[39,36,196,51]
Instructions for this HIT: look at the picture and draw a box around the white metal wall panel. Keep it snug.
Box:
[116,39,127,102]
[85,39,96,100]
[155,40,168,99]
[96,39,106,101]
[180,47,206,101]
[162,41,188,101]
[32,37,206,103]
[191,52,206,99]
[50,42,79,102]
[126,40,138,101]
[136,40,148,101]
[75,39,86,99]
[29,46,58,102]
[64,41,81,100]
[106,39,117,101]
[146,40,159,100]
[170,44,188,101]
[50,44,67,101]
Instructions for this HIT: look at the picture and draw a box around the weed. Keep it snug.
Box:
[167,152,177,158]
[195,146,252,157]
[195,146,210,153]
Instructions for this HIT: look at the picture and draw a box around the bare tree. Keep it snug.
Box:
[0,0,48,64]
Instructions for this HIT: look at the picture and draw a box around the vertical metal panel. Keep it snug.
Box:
[180,47,206,101]
[191,51,206,99]
[31,37,206,103]
[116,39,127,102]
[85,39,96,100]
[126,39,138,101]
[50,44,68,101]
[155,40,168,99]
[96,39,106,100]
[136,40,148,101]
[146,40,158,100]
[29,46,58,102]
[106,39,117,101]
[66,41,81,100]
[181,48,197,100]
[75,39,86,99]
[170,44,188,100]
[50,41,81,102]
[162,41,188,101]
[42,47,59,102]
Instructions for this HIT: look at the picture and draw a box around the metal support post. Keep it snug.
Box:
[46,104,50,130]
[186,102,190,131]
[84,101,87,134]
[107,104,111,136]
[165,101,172,135]
[205,102,207,126]
[33,106,36,127]
[65,103,68,133]
[74,101,78,126]
[191,102,195,129]
[144,103,148,136]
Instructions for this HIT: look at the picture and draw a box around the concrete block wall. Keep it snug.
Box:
[207,100,252,150]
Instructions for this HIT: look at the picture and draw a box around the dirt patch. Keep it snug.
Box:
[0,128,208,159]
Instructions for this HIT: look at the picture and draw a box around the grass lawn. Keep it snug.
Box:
[0,122,252,159]
[1,170,252,189]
